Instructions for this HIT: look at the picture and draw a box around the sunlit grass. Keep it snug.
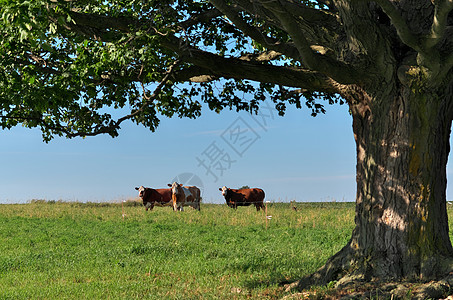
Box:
[0,201,358,299]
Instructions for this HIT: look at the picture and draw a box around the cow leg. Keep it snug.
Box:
[257,203,265,211]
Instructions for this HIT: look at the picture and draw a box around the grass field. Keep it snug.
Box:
[0,201,358,299]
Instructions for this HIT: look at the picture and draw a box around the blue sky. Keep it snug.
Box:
[1,101,452,204]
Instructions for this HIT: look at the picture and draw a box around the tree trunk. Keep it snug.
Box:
[298,85,453,288]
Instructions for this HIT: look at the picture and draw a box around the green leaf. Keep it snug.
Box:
[49,23,57,34]
[42,43,52,52]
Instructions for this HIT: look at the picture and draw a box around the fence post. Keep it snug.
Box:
[122,200,126,220]
[265,201,271,229]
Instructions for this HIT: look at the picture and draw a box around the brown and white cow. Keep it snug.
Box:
[219,186,265,211]
[167,182,201,211]
[135,186,172,211]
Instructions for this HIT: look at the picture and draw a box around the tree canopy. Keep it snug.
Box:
[0,0,346,141]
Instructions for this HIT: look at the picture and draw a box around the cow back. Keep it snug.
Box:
[231,188,265,205]
[185,186,201,202]
[154,188,172,204]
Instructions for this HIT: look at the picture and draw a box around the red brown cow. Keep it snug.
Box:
[219,186,265,211]
[168,182,201,211]
[135,186,172,211]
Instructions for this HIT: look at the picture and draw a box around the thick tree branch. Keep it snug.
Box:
[258,0,313,64]
[172,66,217,83]
[426,0,453,49]
[56,4,341,90]
[259,0,364,84]
[233,0,284,29]
[68,7,224,34]
[278,1,339,28]
[374,0,421,52]
[209,0,300,59]
[171,59,339,93]
[68,11,134,32]
[234,0,340,49]
[316,0,338,12]
[161,35,339,93]
[239,50,282,61]
[172,50,283,82]
[440,51,453,80]
[179,8,223,29]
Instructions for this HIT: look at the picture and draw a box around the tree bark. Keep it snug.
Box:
[297,85,453,288]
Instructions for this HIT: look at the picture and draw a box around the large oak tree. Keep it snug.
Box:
[2,0,453,291]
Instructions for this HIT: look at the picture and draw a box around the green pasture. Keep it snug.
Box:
[0,201,357,299]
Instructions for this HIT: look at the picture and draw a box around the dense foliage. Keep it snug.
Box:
[0,0,341,141]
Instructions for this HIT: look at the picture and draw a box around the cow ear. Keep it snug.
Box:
[167,184,172,187]
[218,188,222,191]
[135,187,139,190]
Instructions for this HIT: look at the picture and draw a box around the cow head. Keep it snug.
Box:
[135,186,153,211]
[168,182,183,195]
[219,186,229,197]
[219,186,234,206]
[135,186,146,198]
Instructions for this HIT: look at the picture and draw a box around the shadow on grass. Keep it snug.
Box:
[243,273,297,289]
